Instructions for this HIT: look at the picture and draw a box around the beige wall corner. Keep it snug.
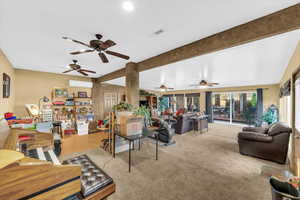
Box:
[0,49,15,117]
[280,41,300,85]
[263,84,280,110]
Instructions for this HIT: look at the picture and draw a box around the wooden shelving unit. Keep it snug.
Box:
[51,88,94,135]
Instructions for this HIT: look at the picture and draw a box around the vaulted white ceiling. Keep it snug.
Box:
[107,29,300,90]
[1,0,300,79]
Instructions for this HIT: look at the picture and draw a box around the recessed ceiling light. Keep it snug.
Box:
[122,1,135,12]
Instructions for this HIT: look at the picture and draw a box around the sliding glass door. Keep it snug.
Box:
[212,93,231,122]
[212,91,257,125]
[232,92,257,124]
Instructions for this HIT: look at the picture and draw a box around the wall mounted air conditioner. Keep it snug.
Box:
[69,80,93,88]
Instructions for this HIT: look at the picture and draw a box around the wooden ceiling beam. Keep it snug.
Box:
[96,3,300,82]
[96,68,126,83]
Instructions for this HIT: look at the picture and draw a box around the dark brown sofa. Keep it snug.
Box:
[174,113,196,134]
[238,122,292,164]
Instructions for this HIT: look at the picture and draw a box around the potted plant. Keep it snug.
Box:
[112,102,133,112]
[262,105,279,125]
[113,102,134,124]
[133,106,151,127]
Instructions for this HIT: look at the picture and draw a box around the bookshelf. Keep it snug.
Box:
[51,88,94,135]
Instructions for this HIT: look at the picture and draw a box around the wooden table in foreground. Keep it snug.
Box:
[1,128,116,200]
[0,157,82,200]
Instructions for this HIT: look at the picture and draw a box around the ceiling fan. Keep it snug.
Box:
[155,84,174,91]
[62,60,96,76]
[190,80,219,87]
[62,34,130,63]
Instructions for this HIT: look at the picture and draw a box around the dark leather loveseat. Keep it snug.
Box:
[174,113,196,134]
[238,122,292,164]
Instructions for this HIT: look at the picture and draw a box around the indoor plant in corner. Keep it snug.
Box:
[262,104,279,125]
[133,106,152,127]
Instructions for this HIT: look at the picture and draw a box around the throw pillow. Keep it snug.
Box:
[270,176,300,198]
[268,122,292,136]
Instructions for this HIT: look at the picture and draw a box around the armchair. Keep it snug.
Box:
[155,118,176,146]
[238,122,292,164]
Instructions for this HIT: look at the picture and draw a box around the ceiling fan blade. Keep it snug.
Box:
[80,69,96,74]
[167,88,174,90]
[98,52,109,63]
[70,49,95,55]
[105,50,130,60]
[62,69,74,73]
[189,84,199,87]
[104,40,116,47]
[62,36,91,48]
[77,70,88,76]
[207,83,218,87]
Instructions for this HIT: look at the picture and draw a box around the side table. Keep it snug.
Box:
[114,128,159,172]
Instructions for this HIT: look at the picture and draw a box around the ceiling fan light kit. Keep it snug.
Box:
[61,34,130,76]
[62,34,130,64]
[155,84,174,91]
[189,80,219,88]
[62,60,96,76]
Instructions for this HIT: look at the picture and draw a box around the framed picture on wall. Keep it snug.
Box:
[54,88,68,98]
[78,91,88,98]
[3,73,10,98]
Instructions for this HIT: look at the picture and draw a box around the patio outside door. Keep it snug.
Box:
[212,91,257,125]
[212,93,231,122]
[232,92,257,124]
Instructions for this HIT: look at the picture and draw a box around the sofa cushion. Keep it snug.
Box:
[238,131,273,143]
[268,122,292,136]
[242,126,269,134]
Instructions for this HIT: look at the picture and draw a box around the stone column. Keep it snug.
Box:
[125,62,139,107]
[92,80,104,120]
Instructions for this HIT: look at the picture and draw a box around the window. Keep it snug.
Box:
[212,91,257,125]
[176,95,184,110]
[186,95,200,112]
[279,96,291,126]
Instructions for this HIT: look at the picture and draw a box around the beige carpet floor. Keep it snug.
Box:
[61,123,287,200]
